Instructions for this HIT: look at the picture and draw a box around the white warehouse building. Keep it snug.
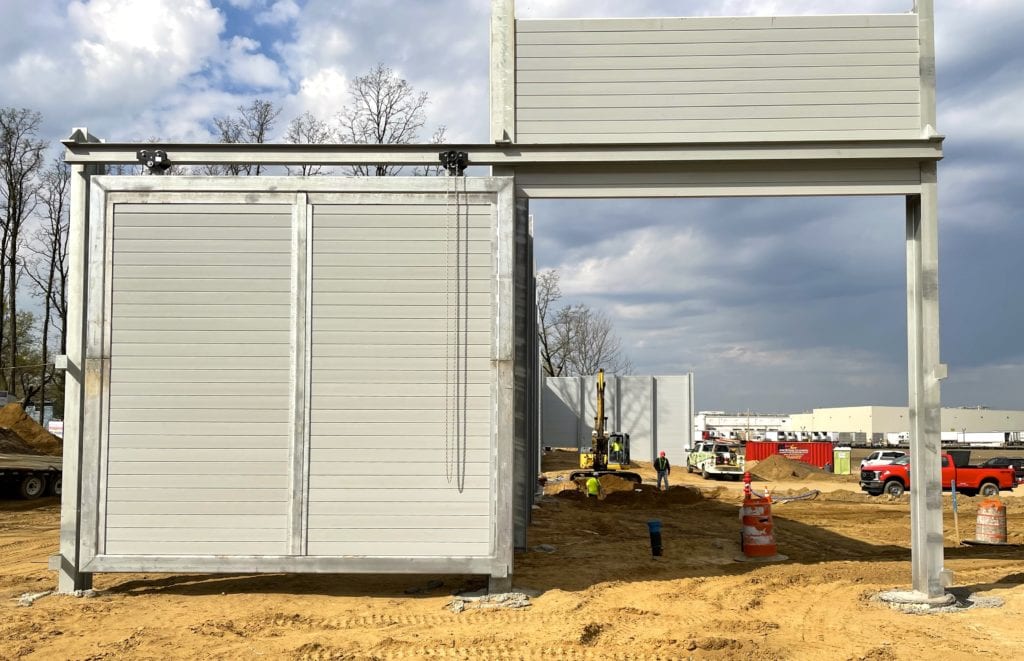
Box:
[785,406,1024,444]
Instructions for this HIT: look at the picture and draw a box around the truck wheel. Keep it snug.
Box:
[701,467,710,480]
[48,476,62,497]
[978,481,999,498]
[883,480,905,498]
[19,475,46,500]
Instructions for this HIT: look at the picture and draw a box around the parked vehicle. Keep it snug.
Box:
[0,454,62,499]
[978,457,1024,484]
[686,442,744,480]
[859,450,907,469]
[859,453,1017,497]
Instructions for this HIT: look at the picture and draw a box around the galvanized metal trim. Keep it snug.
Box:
[490,0,516,143]
[63,139,944,166]
[83,554,497,575]
[492,177,515,578]
[78,178,110,568]
[289,193,310,556]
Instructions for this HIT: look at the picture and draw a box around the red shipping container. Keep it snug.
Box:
[744,442,834,469]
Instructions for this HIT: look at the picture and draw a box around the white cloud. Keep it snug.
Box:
[225,36,288,89]
[256,0,300,25]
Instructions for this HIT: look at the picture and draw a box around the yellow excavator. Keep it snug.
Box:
[569,369,642,484]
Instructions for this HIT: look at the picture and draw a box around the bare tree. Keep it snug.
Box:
[337,63,430,176]
[25,158,70,421]
[0,107,47,392]
[414,125,449,177]
[537,269,632,377]
[205,99,282,175]
[285,111,335,176]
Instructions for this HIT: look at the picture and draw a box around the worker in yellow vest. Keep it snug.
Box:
[586,476,601,498]
[654,451,671,491]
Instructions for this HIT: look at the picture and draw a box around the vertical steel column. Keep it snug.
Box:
[489,0,516,144]
[906,162,946,598]
[57,129,101,592]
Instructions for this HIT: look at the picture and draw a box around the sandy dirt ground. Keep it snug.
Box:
[3,450,1024,660]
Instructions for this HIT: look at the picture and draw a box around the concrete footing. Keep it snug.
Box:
[488,575,512,593]
[877,590,956,610]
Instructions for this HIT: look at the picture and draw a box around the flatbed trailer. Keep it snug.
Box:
[0,453,62,499]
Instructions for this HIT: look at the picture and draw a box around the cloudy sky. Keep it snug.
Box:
[2,0,1021,413]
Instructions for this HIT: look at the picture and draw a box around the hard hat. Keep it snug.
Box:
[659,451,666,457]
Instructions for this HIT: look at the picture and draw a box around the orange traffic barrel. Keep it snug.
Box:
[976,499,1008,544]
[740,496,777,558]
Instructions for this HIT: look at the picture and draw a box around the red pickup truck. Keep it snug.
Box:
[859,453,1017,498]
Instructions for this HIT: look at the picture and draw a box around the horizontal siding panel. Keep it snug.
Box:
[314,317,490,332]
[114,278,291,293]
[111,369,289,383]
[517,26,919,45]
[107,476,288,491]
[313,266,490,281]
[114,226,290,240]
[308,515,488,529]
[516,16,919,32]
[310,356,490,371]
[106,500,290,515]
[309,369,490,384]
[311,305,490,320]
[308,474,490,490]
[107,448,290,462]
[309,411,491,426]
[108,408,288,423]
[111,356,290,370]
[314,240,491,255]
[310,448,490,463]
[107,514,287,528]
[316,227,491,241]
[315,279,491,294]
[305,541,489,556]
[313,254,490,268]
[106,487,289,501]
[111,344,289,358]
[113,317,290,331]
[520,39,917,58]
[107,434,289,449]
[110,394,288,410]
[106,528,288,543]
[106,461,289,476]
[104,541,286,555]
[298,436,490,451]
[113,291,291,306]
[311,382,485,397]
[310,463,489,478]
[310,330,490,345]
[312,293,490,307]
[309,395,489,411]
[112,304,290,319]
[516,53,919,71]
[308,500,489,516]
[108,422,290,436]
[516,129,921,144]
[114,265,291,280]
[518,117,921,135]
[518,104,918,121]
[111,330,290,345]
[312,422,490,437]
[315,203,491,214]
[306,529,488,544]
[517,64,920,83]
[310,488,488,503]
[114,252,292,266]
[109,381,287,396]
[518,78,918,96]
[113,239,289,254]
[116,203,291,214]
[107,475,290,489]
[518,89,918,107]
[515,163,920,186]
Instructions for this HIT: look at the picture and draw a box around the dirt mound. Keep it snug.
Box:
[0,404,62,456]
[0,429,43,455]
[749,454,831,481]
